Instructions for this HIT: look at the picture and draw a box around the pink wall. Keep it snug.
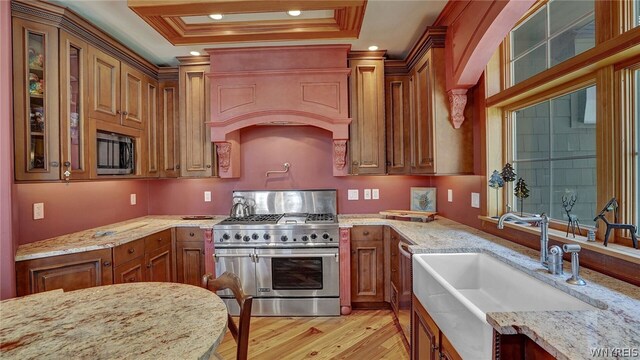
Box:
[1,0,16,299]
[16,181,149,245]
[149,126,436,214]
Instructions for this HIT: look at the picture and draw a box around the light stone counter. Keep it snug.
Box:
[339,215,640,360]
[0,282,227,359]
[15,215,227,261]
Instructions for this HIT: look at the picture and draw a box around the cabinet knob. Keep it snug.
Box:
[127,277,135,282]
[363,231,370,236]
[128,248,135,254]
[190,232,195,237]
[63,161,71,168]
[116,110,121,114]
[123,111,128,115]
[147,264,152,268]
[176,164,180,169]
[103,261,111,267]
[158,238,162,242]
[206,164,211,168]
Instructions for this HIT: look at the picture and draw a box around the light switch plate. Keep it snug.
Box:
[33,203,44,220]
[130,194,137,206]
[347,189,359,200]
[372,189,380,200]
[364,189,372,200]
[204,191,212,202]
[448,189,453,202]
[471,193,480,208]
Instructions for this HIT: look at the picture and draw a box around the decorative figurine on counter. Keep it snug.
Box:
[593,197,638,249]
[562,193,581,238]
[488,170,505,218]
[501,163,517,182]
[514,177,530,216]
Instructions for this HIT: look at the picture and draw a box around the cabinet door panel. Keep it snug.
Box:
[146,245,172,282]
[350,239,384,302]
[386,75,411,174]
[179,65,212,177]
[159,80,180,177]
[15,249,113,296]
[411,55,435,174]
[146,78,159,176]
[88,46,120,123]
[113,257,145,284]
[412,295,439,360]
[176,240,205,286]
[121,63,145,129]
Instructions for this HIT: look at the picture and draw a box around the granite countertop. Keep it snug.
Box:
[14,214,640,359]
[0,282,228,359]
[339,215,640,360]
[15,215,227,261]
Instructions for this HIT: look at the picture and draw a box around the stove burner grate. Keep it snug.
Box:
[305,213,336,223]
[219,214,283,225]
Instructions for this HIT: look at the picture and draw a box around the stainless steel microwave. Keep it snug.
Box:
[96,131,135,175]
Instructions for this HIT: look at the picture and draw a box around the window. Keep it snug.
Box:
[510,0,595,85]
[636,0,640,27]
[511,86,597,225]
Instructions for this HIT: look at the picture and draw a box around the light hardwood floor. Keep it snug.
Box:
[215,310,410,360]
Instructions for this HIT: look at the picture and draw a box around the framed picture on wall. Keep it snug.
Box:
[410,187,436,212]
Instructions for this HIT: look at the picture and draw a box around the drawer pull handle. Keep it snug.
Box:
[128,248,135,254]
[363,231,370,236]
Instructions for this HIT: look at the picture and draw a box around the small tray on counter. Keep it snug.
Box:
[181,215,214,220]
[379,210,437,222]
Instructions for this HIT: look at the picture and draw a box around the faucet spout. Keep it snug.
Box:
[497,212,550,267]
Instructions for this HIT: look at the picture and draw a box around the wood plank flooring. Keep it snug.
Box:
[215,310,410,360]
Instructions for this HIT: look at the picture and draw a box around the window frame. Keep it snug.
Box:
[485,0,640,248]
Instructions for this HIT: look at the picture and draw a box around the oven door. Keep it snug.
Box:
[255,247,339,297]
[213,248,257,297]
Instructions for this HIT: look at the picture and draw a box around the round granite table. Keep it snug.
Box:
[0,282,228,359]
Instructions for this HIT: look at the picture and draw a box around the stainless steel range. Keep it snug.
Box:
[212,189,340,316]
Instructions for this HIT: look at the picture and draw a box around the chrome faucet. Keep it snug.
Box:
[498,213,550,267]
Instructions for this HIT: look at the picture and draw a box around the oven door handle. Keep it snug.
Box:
[213,253,255,263]
[256,253,339,262]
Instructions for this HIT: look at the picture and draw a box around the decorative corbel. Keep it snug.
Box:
[447,88,468,129]
[333,140,347,170]
[215,142,231,173]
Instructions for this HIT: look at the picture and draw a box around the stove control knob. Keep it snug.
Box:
[322,233,330,240]
[263,234,271,240]
[302,235,309,242]
[234,233,242,240]
[251,233,259,240]
[310,233,318,240]
[243,235,250,242]
[280,235,288,242]
[222,233,230,240]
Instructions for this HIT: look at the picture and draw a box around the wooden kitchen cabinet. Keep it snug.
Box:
[88,46,145,130]
[385,75,412,174]
[178,58,213,177]
[15,249,113,296]
[175,227,205,286]
[145,77,160,177]
[158,76,180,178]
[409,47,472,175]
[12,18,60,181]
[350,226,385,306]
[113,229,173,284]
[412,294,462,360]
[349,53,386,175]
[60,30,90,180]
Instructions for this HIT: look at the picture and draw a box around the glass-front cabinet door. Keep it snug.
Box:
[12,18,60,181]
[60,31,89,180]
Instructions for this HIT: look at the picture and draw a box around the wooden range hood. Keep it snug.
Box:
[205,45,352,178]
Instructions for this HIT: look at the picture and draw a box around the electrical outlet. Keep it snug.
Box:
[364,189,372,200]
[130,194,137,205]
[33,203,44,220]
[204,191,212,202]
[347,189,359,200]
[448,189,453,202]
[372,189,379,200]
[471,193,480,208]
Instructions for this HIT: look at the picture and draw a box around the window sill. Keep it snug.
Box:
[478,215,640,264]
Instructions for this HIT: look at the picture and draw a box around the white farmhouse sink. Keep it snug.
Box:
[413,253,595,360]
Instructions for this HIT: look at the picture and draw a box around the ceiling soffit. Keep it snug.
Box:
[127,0,367,45]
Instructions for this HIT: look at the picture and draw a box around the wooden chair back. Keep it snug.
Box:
[202,272,253,360]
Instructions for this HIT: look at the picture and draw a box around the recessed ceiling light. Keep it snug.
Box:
[209,14,223,20]
[287,10,301,17]
[190,51,201,56]
[368,45,379,51]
